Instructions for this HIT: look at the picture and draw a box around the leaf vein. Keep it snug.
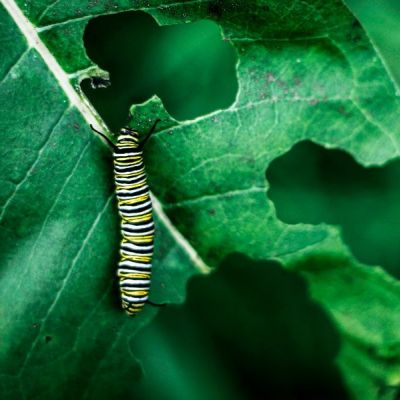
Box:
[36,0,63,25]
[0,48,28,86]
[24,138,90,270]
[0,105,69,220]
[18,192,114,379]
[164,186,266,208]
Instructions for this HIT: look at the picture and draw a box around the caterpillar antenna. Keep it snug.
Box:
[90,124,116,150]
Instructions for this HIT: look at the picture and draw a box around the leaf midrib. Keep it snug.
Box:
[1,0,211,277]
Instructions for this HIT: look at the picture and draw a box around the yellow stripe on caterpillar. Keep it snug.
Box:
[121,213,152,223]
[114,159,143,166]
[126,236,154,244]
[118,272,151,279]
[116,181,147,190]
[115,169,145,178]
[122,290,149,297]
[119,253,152,262]
[118,195,150,205]
[115,155,142,161]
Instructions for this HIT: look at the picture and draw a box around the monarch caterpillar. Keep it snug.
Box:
[91,121,160,316]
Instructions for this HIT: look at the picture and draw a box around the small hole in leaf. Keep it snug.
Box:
[44,335,52,343]
[266,140,400,278]
[82,10,238,130]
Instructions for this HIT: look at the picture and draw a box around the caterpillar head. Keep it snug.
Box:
[119,127,140,147]
[121,127,140,138]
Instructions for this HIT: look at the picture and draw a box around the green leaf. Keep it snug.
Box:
[1,0,400,399]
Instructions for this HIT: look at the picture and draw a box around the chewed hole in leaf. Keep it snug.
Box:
[266,140,400,278]
[132,253,349,399]
[81,10,238,130]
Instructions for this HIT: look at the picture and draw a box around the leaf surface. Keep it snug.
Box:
[1,0,400,399]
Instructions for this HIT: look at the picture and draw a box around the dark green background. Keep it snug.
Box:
[81,2,400,399]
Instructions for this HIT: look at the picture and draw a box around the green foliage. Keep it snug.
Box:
[1,1,400,399]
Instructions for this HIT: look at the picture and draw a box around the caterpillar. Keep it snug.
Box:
[91,122,159,316]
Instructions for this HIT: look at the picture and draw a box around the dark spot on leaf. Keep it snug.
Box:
[293,76,302,86]
[44,335,52,343]
[207,208,216,215]
[88,0,100,8]
[337,106,349,116]
[276,79,287,88]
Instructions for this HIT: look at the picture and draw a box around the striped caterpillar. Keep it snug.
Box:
[91,122,159,316]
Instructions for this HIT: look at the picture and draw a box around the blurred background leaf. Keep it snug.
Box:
[347,0,400,89]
